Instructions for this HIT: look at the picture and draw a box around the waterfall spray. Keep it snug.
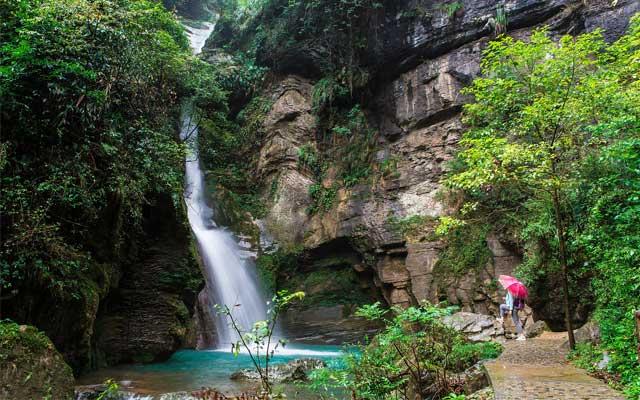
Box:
[182,23,268,349]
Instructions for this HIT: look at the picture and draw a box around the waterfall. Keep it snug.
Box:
[182,23,268,349]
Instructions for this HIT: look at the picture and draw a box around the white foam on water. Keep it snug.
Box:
[207,347,343,358]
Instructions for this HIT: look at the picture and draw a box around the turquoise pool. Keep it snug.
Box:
[76,344,345,398]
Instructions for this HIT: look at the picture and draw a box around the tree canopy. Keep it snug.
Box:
[0,0,216,300]
[441,17,640,396]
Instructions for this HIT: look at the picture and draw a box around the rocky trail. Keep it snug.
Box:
[485,332,625,400]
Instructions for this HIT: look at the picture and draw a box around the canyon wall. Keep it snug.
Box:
[204,0,640,340]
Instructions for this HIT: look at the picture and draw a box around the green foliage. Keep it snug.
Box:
[300,104,377,215]
[308,183,339,215]
[255,247,302,292]
[494,4,507,35]
[96,379,120,400]
[197,91,272,219]
[435,223,492,277]
[0,0,205,301]
[297,144,323,177]
[310,303,501,400]
[572,137,640,398]
[388,214,436,241]
[443,394,466,400]
[0,321,50,361]
[258,247,371,308]
[439,1,462,18]
[312,76,350,113]
[444,15,640,395]
[290,268,372,308]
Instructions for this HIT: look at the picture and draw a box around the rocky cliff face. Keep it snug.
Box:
[203,0,639,341]
[90,193,202,367]
[4,193,202,373]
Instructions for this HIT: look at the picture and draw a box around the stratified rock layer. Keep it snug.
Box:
[203,0,639,342]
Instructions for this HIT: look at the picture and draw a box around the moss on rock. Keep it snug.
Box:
[0,321,74,400]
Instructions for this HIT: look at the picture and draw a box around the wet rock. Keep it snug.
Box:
[458,363,490,394]
[525,320,548,339]
[443,312,499,343]
[91,193,202,368]
[159,393,199,400]
[1,322,75,400]
[467,387,495,400]
[281,305,381,345]
[567,320,601,347]
[231,359,326,383]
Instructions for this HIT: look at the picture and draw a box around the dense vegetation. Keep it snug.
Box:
[440,18,640,396]
[310,303,502,400]
[0,0,221,371]
[1,0,197,307]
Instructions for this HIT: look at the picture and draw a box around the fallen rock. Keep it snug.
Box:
[562,320,601,349]
[467,387,495,400]
[231,358,325,383]
[443,312,502,342]
[458,363,489,394]
[75,385,151,400]
[575,320,601,345]
[524,320,548,339]
[159,392,200,400]
[0,322,75,400]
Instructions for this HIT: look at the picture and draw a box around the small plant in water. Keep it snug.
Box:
[216,290,305,398]
[96,379,119,400]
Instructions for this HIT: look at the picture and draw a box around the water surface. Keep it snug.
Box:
[77,345,344,397]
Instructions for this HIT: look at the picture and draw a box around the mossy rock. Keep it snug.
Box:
[0,322,75,400]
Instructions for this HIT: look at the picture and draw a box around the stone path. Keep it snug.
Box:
[485,332,625,400]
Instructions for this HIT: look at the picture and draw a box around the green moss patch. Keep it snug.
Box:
[0,321,75,400]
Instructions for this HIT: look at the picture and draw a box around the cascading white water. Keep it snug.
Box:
[183,23,268,348]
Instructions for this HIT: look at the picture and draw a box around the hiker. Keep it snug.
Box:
[497,291,526,341]
[497,275,528,341]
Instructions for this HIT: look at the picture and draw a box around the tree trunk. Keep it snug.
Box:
[552,188,576,349]
[635,310,640,359]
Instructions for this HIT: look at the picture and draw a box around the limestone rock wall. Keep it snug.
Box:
[4,192,203,373]
[208,0,639,342]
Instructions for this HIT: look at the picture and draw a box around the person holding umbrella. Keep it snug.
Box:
[496,275,528,341]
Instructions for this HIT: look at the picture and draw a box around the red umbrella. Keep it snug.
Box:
[498,275,528,298]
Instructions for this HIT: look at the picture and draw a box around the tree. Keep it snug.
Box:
[443,27,639,349]
[216,290,305,397]
[0,0,215,302]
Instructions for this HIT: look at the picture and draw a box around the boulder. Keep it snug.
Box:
[524,320,548,339]
[467,387,495,400]
[231,358,325,383]
[75,385,146,400]
[0,322,75,400]
[458,363,490,394]
[159,392,200,400]
[574,320,601,345]
[443,312,501,342]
